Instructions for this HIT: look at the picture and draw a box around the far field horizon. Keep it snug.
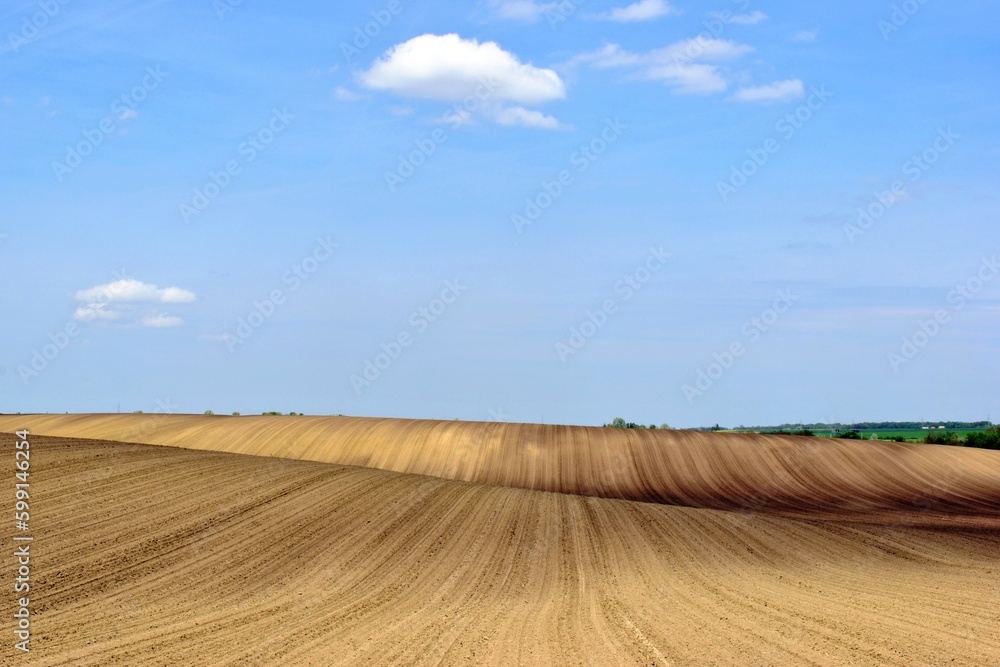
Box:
[1,411,992,433]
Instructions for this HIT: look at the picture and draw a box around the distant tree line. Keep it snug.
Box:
[927,426,1000,450]
[604,417,670,430]
[742,420,990,432]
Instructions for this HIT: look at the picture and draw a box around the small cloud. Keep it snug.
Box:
[573,39,753,95]
[489,105,561,129]
[142,314,184,328]
[73,303,122,322]
[1,96,13,107]
[359,33,565,128]
[360,34,565,104]
[598,0,676,22]
[388,105,414,116]
[309,64,340,77]
[334,86,366,102]
[38,96,52,107]
[118,108,138,121]
[488,0,558,22]
[793,30,819,42]
[730,79,804,103]
[74,278,196,326]
[75,279,196,304]
[716,10,767,25]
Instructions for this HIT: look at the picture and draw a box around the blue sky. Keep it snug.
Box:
[2,0,997,427]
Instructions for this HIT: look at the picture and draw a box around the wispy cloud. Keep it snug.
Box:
[710,10,767,26]
[487,0,558,22]
[729,79,805,103]
[334,86,366,102]
[597,0,677,22]
[572,39,753,95]
[74,279,196,327]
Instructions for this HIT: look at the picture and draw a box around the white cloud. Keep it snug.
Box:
[489,0,557,21]
[74,279,196,326]
[73,303,122,322]
[118,108,138,120]
[793,30,819,42]
[359,33,565,128]
[75,279,196,304]
[729,79,804,103]
[334,86,365,102]
[360,34,564,104]
[489,106,561,129]
[599,0,676,22]
[708,10,767,25]
[142,314,184,328]
[573,38,753,95]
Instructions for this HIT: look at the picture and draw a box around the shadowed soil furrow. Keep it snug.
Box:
[1,432,998,666]
[3,414,999,528]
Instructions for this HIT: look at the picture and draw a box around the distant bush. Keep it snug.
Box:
[231,411,240,416]
[837,430,862,440]
[763,429,814,437]
[925,430,959,445]
[204,410,214,415]
[262,411,282,416]
[964,426,1000,450]
[604,417,650,429]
